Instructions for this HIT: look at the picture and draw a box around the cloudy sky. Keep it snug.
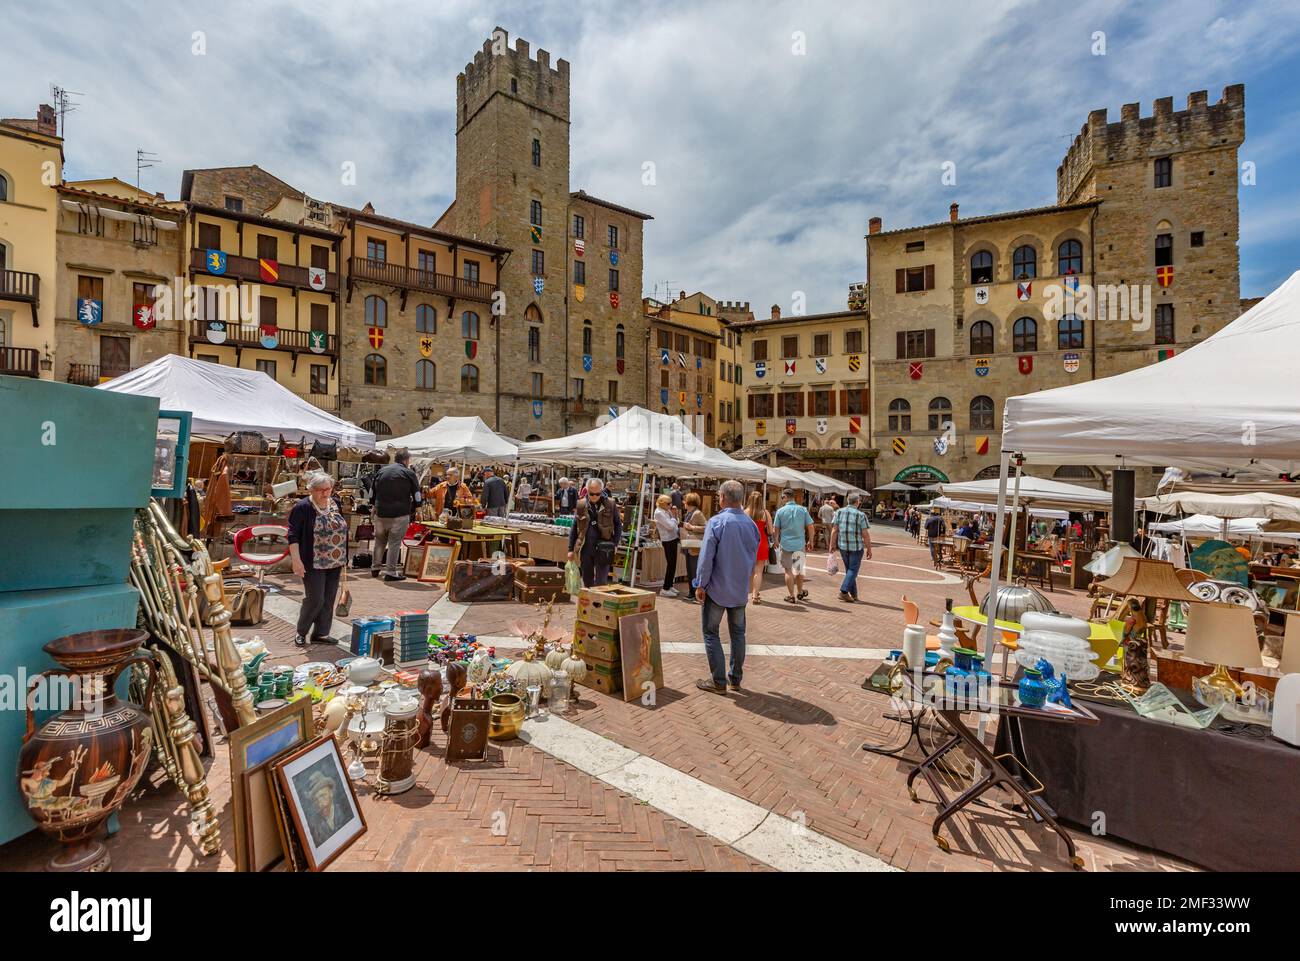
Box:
[5,0,1298,312]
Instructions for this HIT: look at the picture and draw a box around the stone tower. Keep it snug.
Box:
[1057,86,1245,376]
[447,28,573,439]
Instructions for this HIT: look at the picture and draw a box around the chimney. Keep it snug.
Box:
[949,202,959,223]
[770,304,781,321]
[36,104,57,137]
[868,216,882,235]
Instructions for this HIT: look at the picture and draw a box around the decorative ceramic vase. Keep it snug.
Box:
[952,647,979,672]
[902,625,927,671]
[544,645,568,671]
[506,650,553,699]
[1019,611,1089,638]
[1018,668,1048,707]
[488,693,525,740]
[18,629,157,872]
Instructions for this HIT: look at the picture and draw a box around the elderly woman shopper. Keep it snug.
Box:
[287,472,349,648]
[653,493,681,597]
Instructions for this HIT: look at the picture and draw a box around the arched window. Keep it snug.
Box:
[969,320,994,354]
[525,303,543,324]
[970,395,995,431]
[364,353,386,386]
[1058,239,1083,275]
[1053,465,1096,480]
[460,364,479,393]
[415,359,436,390]
[973,464,1001,479]
[0,173,9,202]
[531,138,541,167]
[1057,314,1085,350]
[365,295,387,328]
[970,250,993,284]
[360,419,392,438]
[415,304,436,333]
[1013,317,1038,352]
[527,325,541,363]
[526,434,542,442]
[0,316,6,348]
[462,311,480,340]
[616,323,625,359]
[1012,245,1037,280]
[928,397,952,431]
[582,319,593,355]
[888,398,911,432]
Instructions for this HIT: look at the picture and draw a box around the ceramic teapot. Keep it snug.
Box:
[348,656,384,686]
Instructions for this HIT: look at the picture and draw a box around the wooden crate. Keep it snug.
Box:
[576,584,656,630]
[573,621,620,661]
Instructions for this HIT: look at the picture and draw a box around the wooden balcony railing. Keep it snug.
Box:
[189,249,339,293]
[348,257,497,303]
[187,320,338,354]
[294,391,340,412]
[67,363,132,386]
[1,269,40,304]
[0,347,40,378]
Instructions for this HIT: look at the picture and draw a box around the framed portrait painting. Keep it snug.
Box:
[617,609,665,703]
[228,698,314,872]
[271,735,367,871]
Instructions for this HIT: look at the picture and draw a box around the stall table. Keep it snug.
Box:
[416,522,520,560]
[994,686,1300,872]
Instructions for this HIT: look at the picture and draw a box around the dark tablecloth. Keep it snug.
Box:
[993,689,1300,871]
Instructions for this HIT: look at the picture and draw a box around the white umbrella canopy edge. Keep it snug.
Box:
[383,415,518,463]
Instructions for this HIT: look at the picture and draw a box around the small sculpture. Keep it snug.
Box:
[416,667,443,749]
[1120,597,1151,693]
[1035,657,1073,710]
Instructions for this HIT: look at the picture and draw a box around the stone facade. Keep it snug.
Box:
[867,86,1246,489]
[733,305,873,486]
[440,28,651,440]
[54,180,186,385]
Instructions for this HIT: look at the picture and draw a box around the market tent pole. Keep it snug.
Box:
[981,450,1013,665]
[628,462,649,586]
[506,454,521,515]
[1005,461,1024,581]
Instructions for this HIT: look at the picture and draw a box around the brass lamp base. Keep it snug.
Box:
[1193,663,1245,704]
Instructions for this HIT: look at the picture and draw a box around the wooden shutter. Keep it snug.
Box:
[840,389,848,413]
[748,394,755,418]
[859,389,870,415]
[260,296,277,325]
[830,391,837,416]
[797,393,805,417]
[924,329,935,357]
[896,331,906,359]
[895,268,905,293]
[924,264,935,290]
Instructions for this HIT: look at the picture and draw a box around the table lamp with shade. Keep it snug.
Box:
[1275,616,1300,746]
[1183,601,1263,706]
[1095,557,1196,691]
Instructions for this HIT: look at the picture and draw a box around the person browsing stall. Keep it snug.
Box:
[567,477,623,587]
[370,450,421,581]
[772,488,814,604]
[481,467,509,518]
[287,472,349,648]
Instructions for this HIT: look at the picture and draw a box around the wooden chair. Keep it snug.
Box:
[901,595,943,651]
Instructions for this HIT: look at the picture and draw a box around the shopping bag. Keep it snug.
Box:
[564,560,582,595]
[335,567,352,617]
[826,552,840,576]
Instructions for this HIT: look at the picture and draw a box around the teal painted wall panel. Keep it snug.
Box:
[0,584,142,846]
[0,375,158,510]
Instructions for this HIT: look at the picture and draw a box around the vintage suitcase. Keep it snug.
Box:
[575,584,656,630]
[515,564,566,588]
[572,621,620,661]
[514,584,570,605]
[448,560,514,603]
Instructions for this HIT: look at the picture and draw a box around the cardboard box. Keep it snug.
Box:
[576,670,622,695]
[576,584,655,629]
[572,621,620,661]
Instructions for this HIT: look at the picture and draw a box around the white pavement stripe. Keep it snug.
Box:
[427,593,470,632]
[520,715,895,872]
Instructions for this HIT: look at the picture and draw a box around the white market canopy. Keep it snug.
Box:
[384,415,518,464]
[874,481,915,493]
[1142,490,1300,522]
[98,353,375,448]
[518,407,767,481]
[940,475,1115,511]
[1002,270,1300,472]
[928,496,1068,520]
[803,470,859,496]
[1145,513,1297,540]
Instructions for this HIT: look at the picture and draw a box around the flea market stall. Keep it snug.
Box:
[972,271,1300,871]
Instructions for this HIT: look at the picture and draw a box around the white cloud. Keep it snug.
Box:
[3,0,1296,307]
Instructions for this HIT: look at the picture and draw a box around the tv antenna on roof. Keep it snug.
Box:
[50,84,83,138]
[136,149,160,201]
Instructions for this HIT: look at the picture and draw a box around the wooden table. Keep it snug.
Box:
[893,669,1098,869]
[416,522,520,560]
[1014,551,1056,591]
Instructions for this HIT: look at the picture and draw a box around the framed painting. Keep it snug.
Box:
[418,540,459,585]
[271,735,367,871]
[228,698,314,871]
[404,544,426,578]
[617,609,665,703]
[241,759,287,872]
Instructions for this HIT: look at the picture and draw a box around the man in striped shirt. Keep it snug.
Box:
[830,492,872,603]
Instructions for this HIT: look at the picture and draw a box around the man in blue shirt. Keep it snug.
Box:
[830,492,872,603]
[693,479,761,694]
[772,489,814,604]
